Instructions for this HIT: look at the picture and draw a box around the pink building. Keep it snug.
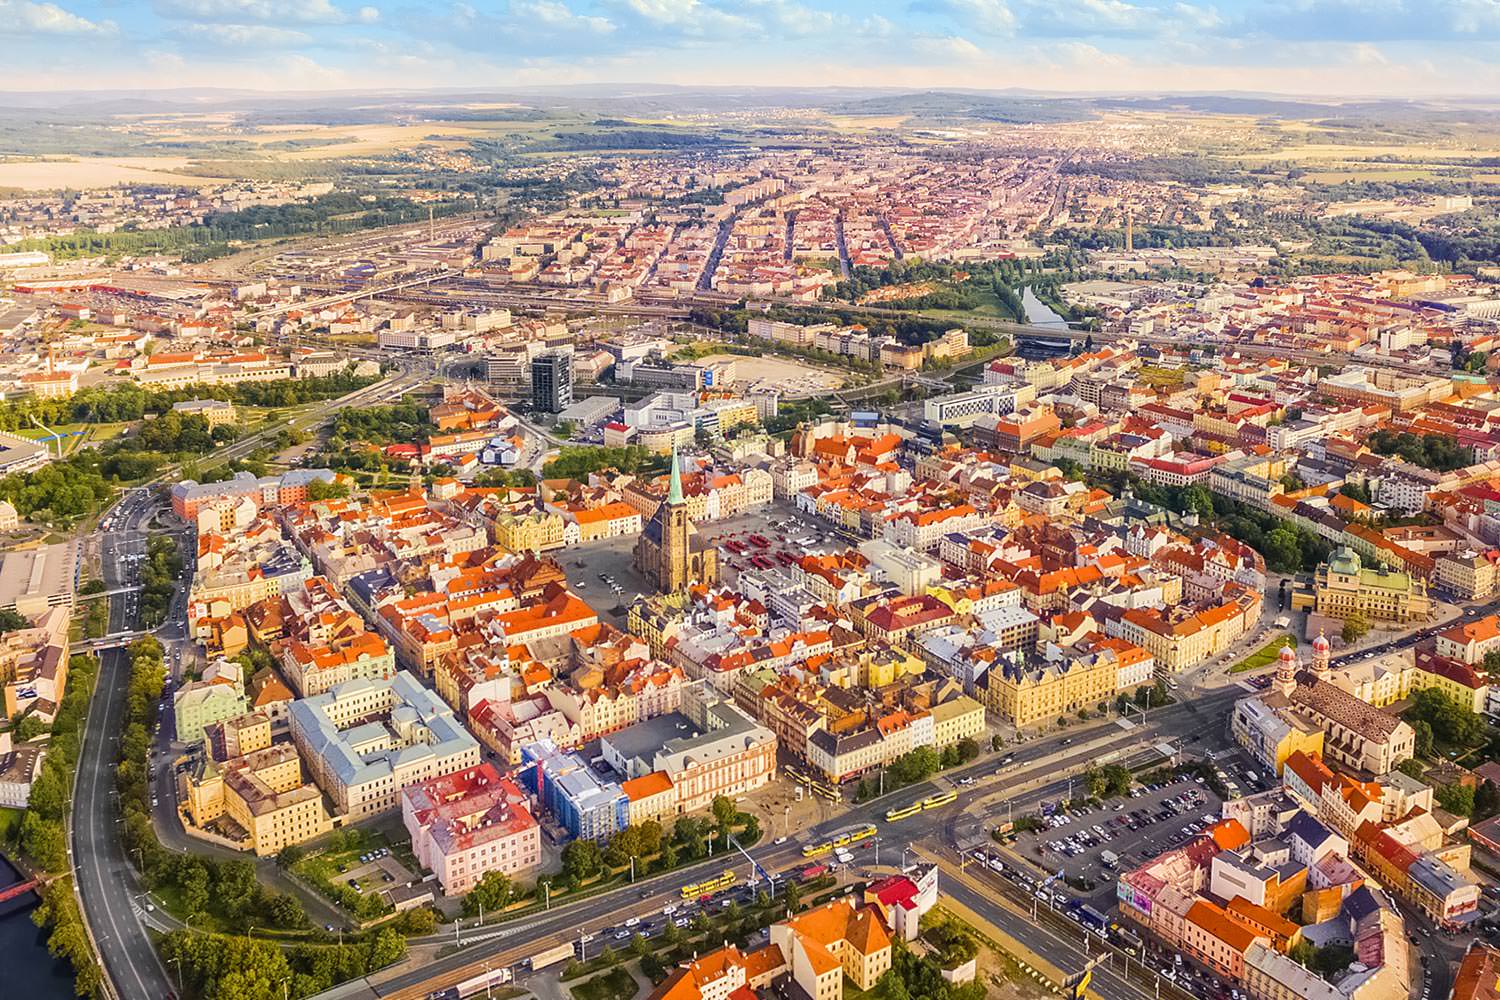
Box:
[401,762,541,896]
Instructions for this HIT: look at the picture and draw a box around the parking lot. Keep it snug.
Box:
[702,503,852,585]
[1007,774,1231,904]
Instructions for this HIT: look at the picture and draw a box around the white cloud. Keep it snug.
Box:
[909,0,1017,37]
[516,0,614,33]
[609,0,755,36]
[174,22,313,45]
[912,32,984,58]
[154,0,376,24]
[0,0,113,34]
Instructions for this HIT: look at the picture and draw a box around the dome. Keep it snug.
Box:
[1279,645,1297,664]
[1313,633,1330,652]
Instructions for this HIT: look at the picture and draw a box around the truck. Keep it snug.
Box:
[525,942,577,972]
[1100,850,1119,869]
[427,966,513,1000]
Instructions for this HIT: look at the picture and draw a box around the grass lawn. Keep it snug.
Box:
[292,829,403,895]
[571,966,639,1000]
[0,806,22,845]
[1232,634,1297,674]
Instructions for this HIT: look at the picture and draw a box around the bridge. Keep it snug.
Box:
[76,630,150,652]
[0,878,38,905]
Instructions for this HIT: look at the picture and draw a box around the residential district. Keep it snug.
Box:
[8,146,1500,1000]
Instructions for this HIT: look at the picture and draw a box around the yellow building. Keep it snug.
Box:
[1297,547,1431,624]
[770,898,893,996]
[185,744,331,857]
[1411,656,1489,715]
[1120,588,1261,673]
[622,770,677,827]
[1435,552,1497,601]
[929,695,985,746]
[493,510,566,553]
[984,655,1116,729]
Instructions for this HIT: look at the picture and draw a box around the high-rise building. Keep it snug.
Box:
[531,349,573,414]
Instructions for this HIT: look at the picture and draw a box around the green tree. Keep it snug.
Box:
[462,869,514,918]
[1476,780,1500,820]
[1413,719,1435,758]
[1438,783,1475,817]
[711,795,738,846]
[1340,612,1370,645]
[1408,688,1485,746]
[561,839,604,884]
[1396,758,1426,780]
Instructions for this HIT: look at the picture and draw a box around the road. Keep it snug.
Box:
[319,688,1239,1000]
[73,491,176,1000]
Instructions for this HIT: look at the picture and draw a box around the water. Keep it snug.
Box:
[0,856,74,1000]
[1020,286,1070,328]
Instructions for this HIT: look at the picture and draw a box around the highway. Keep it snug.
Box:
[73,490,176,1000]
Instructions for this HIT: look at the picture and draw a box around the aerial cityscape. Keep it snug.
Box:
[8,8,1500,1000]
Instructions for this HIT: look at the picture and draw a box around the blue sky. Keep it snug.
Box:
[2,0,1499,95]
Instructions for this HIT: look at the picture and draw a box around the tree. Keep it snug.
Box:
[1396,758,1426,780]
[1437,783,1475,817]
[462,870,514,917]
[0,608,27,633]
[306,479,350,502]
[395,906,438,936]
[1408,688,1485,746]
[1340,612,1370,645]
[1477,780,1500,820]
[711,795,738,846]
[262,892,308,930]
[783,879,802,914]
[180,861,211,918]
[1412,720,1435,758]
[561,838,604,884]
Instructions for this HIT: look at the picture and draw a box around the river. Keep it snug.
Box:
[0,855,74,1000]
[1020,285,1071,328]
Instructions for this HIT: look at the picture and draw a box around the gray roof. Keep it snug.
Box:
[289,671,476,788]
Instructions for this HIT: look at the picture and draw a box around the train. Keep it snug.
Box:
[803,824,876,857]
[681,868,736,899]
[920,789,958,810]
[427,966,513,1000]
[885,802,922,822]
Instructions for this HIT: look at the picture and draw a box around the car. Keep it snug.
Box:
[614,930,630,941]
[773,836,787,845]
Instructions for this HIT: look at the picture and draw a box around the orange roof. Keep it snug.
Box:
[1207,818,1251,852]
[1186,899,1264,953]
[622,771,674,801]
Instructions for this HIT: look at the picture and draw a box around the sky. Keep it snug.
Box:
[3,0,1500,96]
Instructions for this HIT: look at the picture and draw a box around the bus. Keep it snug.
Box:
[885,802,922,821]
[920,789,958,810]
[681,869,736,899]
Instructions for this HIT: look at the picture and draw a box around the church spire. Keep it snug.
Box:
[667,446,684,505]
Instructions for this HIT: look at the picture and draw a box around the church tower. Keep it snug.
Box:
[1275,644,1298,697]
[662,447,691,593]
[1311,632,1331,682]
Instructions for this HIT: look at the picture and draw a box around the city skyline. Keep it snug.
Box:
[4,0,1500,96]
